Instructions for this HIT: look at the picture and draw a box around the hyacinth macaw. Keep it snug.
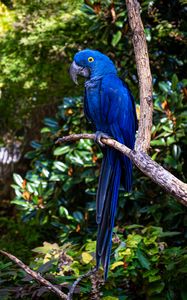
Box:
[70,49,137,279]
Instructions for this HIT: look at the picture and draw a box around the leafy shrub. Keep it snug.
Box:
[7,79,187,298]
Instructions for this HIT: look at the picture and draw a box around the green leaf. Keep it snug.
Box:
[69,153,84,165]
[32,195,39,205]
[150,138,166,146]
[147,282,165,295]
[32,242,59,254]
[11,200,28,207]
[53,161,68,172]
[162,125,173,133]
[166,136,175,145]
[40,127,51,133]
[13,173,23,187]
[115,21,123,28]
[136,248,151,270]
[42,168,50,178]
[59,206,69,217]
[85,240,96,251]
[159,81,170,93]
[125,224,144,230]
[81,252,93,264]
[148,275,161,282]
[111,261,124,270]
[53,146,70,156]
[43,117,59,129]
[30,141,42,149]
[126,234,142,248]
[0,262,12,270]
[73,211,84,222]
[172,144,181,160]
[158,231,180,237]
[49,174,64,181]
[171,74,179,90]
[81,4,96,15]
[145,28,151,41]
[26,182,35,193]
[112,31,122,47]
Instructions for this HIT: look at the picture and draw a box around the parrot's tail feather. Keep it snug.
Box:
[121,155,133,192]
[96,150,112,224]
[96,149,121,279]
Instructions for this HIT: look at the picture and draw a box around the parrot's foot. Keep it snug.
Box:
[95,131,110,147]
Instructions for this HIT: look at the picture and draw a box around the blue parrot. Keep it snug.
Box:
[70,49,137,279]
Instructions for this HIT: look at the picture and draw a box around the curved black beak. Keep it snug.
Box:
[69,61,90,85]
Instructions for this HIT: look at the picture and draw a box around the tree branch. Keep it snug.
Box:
[0,250,67,300]
[0,250,100,300]
[67,267,97,300]
[56,134,187,206]
[125,0,153,152]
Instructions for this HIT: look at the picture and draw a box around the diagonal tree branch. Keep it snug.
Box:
[125,0,153,152]
[56,135,187,206]
[0,250,68,300]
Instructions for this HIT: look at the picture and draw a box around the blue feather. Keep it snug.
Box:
[73,49,137,279]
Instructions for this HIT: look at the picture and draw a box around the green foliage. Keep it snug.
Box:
[6,84,187,298]
[9,97,100,252]
[0,0,187,299]
[1,226,187,299]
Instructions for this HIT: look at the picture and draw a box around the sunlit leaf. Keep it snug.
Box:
[110,261,124,270]
[40,127,51,133]
[13,173,24,187]
[53,146,70,156]
[81,252,93,264]
[53,161,68,172]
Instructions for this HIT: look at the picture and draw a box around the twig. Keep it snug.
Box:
[67,267,97,300]
[56,134,187,206]
[0,250,67,300]
[126,0,153,152]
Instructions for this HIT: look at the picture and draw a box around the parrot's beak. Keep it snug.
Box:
[69,61,90,85]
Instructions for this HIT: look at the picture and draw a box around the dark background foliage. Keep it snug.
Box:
[0,0,187,299]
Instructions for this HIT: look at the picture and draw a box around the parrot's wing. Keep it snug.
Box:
[100,74,137,149]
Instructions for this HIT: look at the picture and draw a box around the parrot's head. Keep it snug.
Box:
[69,49,117,84]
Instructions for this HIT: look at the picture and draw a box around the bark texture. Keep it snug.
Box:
[130,151,187,206]
[126,0,153,152]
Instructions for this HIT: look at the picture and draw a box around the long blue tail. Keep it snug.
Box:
[96,147,132,279]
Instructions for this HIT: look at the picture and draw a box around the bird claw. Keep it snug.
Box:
[94,131,110,147]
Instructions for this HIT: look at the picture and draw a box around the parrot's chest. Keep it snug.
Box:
[85,80,102,127]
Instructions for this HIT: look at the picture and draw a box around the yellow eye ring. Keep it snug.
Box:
[88,57,94,62]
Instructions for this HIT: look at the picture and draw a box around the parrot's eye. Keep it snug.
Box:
[88,57,94,62]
